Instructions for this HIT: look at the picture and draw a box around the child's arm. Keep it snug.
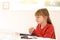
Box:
[29,26,43,37]
[32,28,43,37]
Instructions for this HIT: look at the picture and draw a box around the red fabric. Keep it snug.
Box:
[32,24,56,39]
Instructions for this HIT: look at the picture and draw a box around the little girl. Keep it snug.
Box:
[29,8,56,39]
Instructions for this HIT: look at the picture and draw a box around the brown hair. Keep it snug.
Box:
[35,8,52,24]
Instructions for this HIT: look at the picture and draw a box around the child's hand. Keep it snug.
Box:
[29,27,34,34]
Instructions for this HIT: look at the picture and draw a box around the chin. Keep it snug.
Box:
[36,21,41,24]
[37,22,41,24]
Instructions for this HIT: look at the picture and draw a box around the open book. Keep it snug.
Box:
[20,33,37,39]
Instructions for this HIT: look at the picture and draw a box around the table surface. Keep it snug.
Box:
[0,32,56,40]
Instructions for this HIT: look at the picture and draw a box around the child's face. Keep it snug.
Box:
[35,15,45,24]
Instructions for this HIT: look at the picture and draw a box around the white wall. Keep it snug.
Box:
[0,10,37,34]
[49,10,60,40]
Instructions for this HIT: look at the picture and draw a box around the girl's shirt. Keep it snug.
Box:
[32,24,56,39]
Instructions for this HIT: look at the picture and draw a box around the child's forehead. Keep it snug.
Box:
[35,12,44,16]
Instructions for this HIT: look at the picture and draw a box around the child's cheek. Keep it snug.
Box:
[37,17,44,24]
